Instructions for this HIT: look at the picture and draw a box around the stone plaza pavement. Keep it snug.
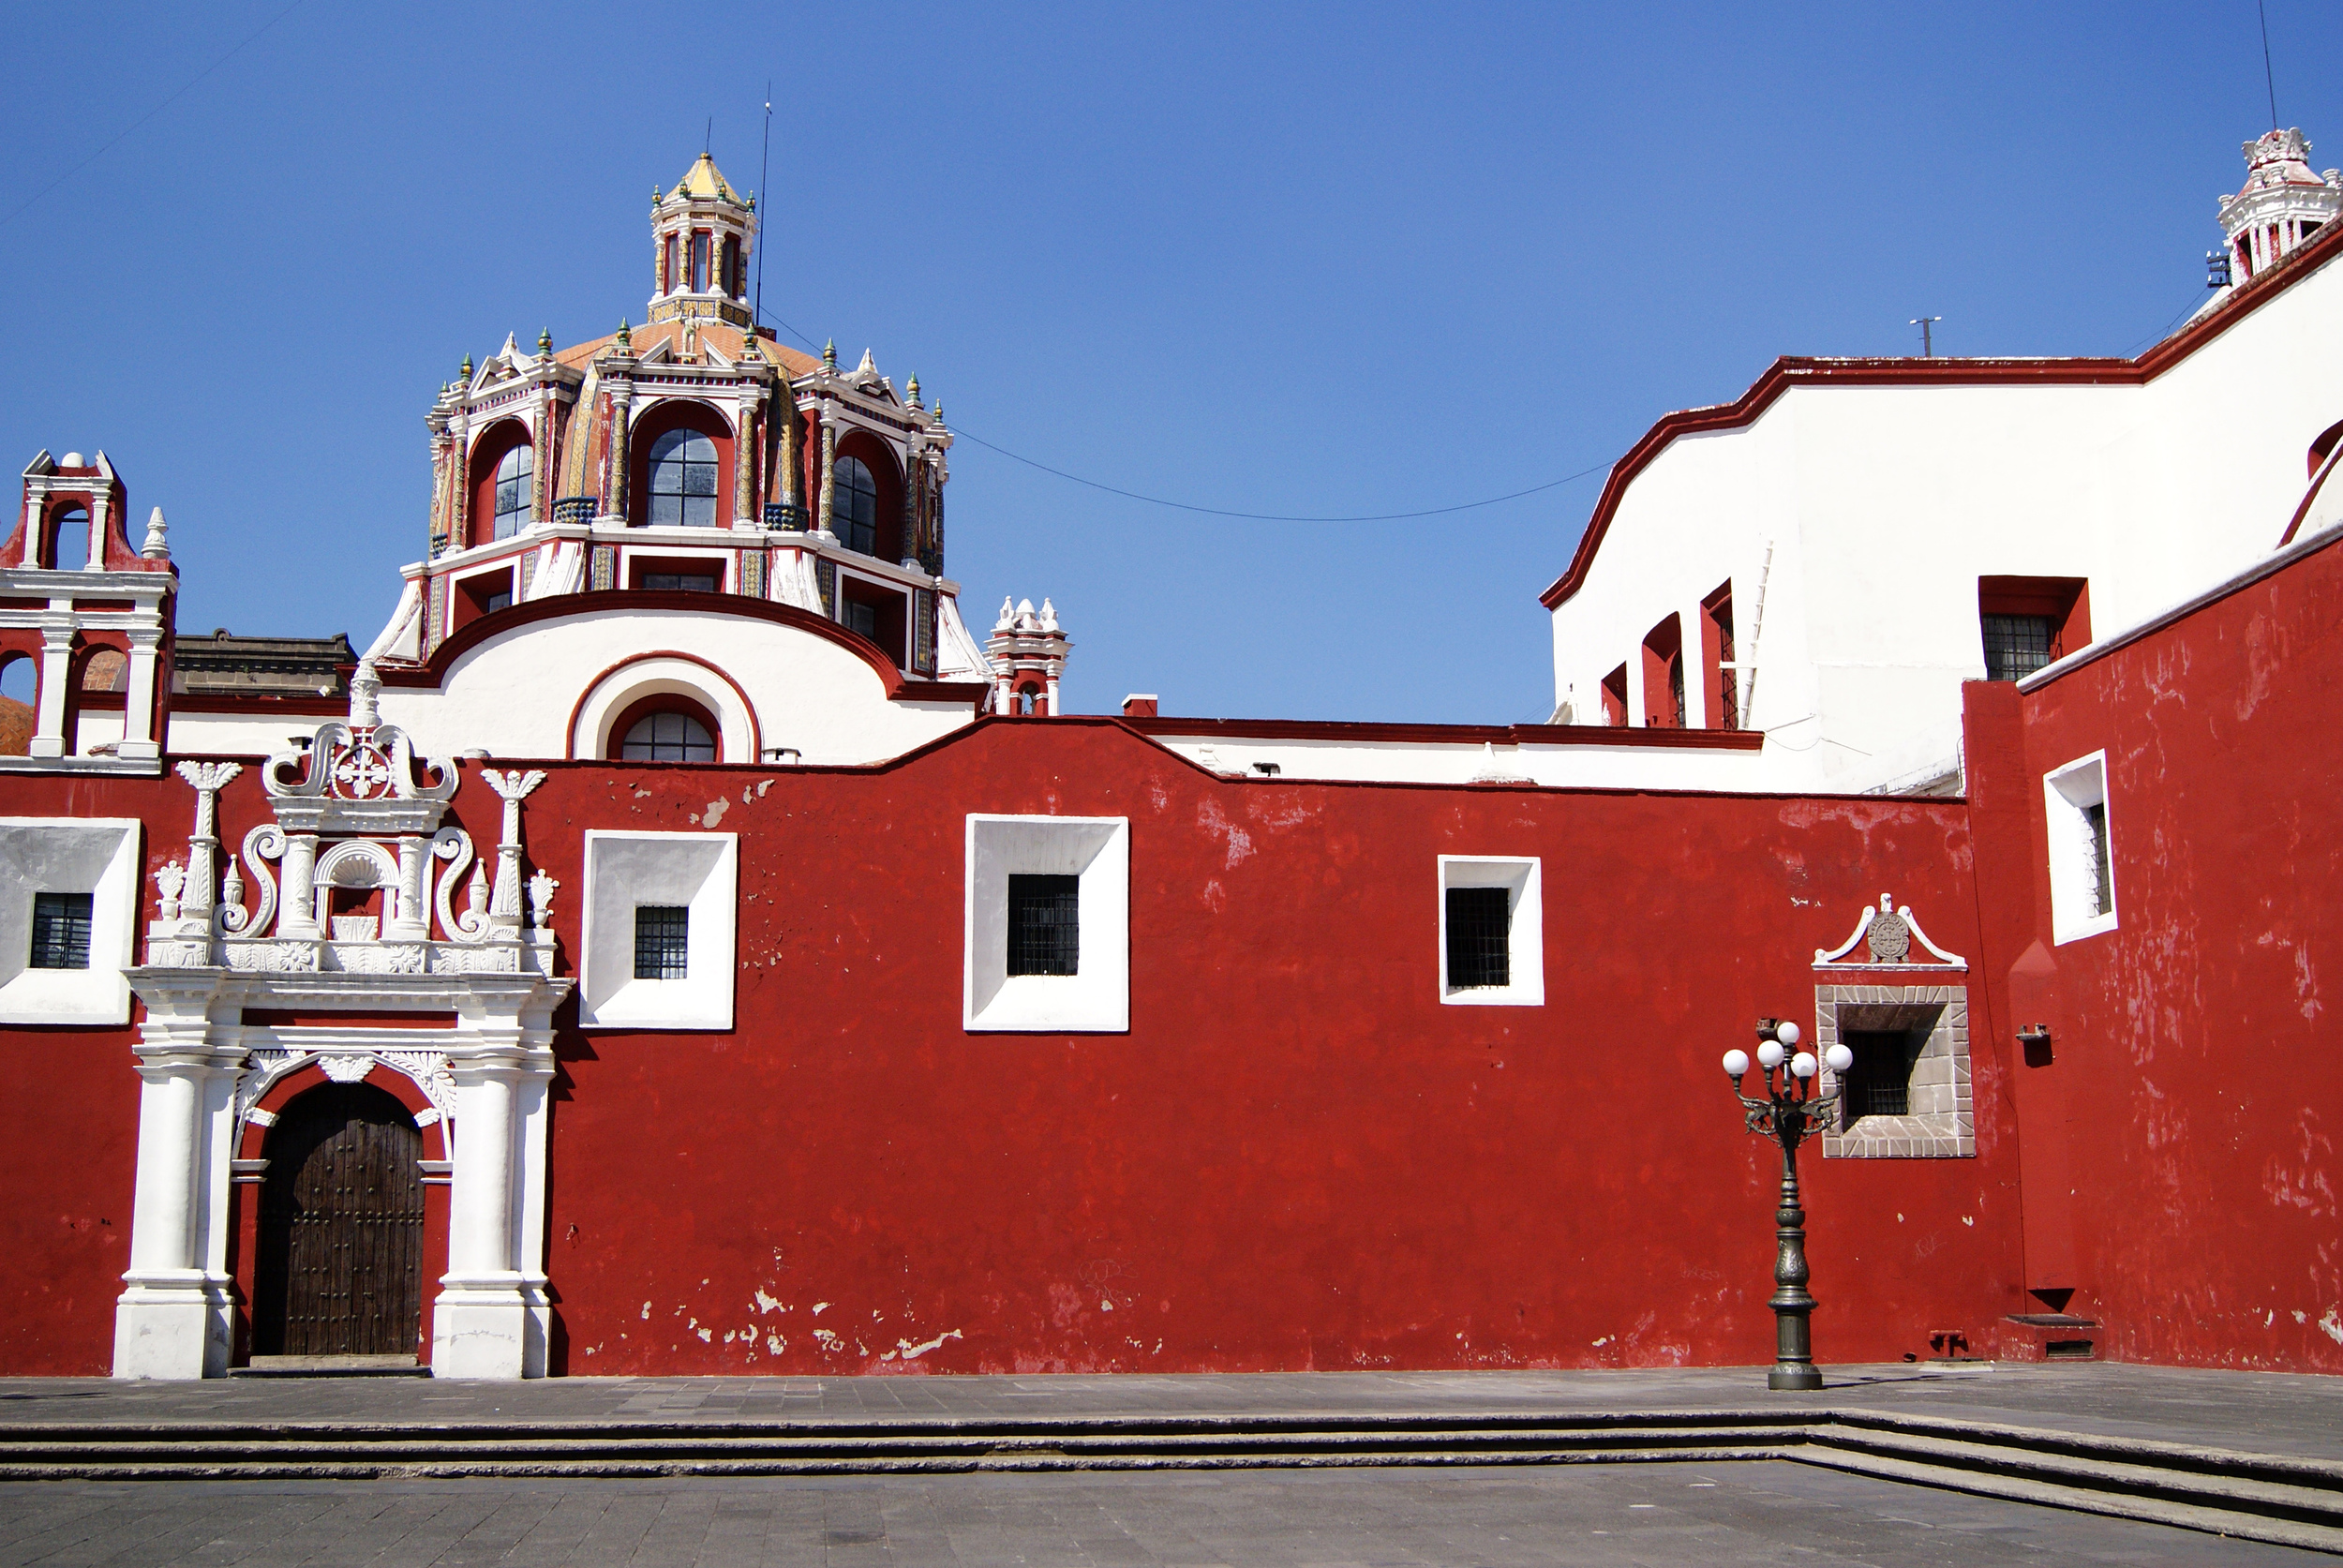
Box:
[0,1361,2336,1564]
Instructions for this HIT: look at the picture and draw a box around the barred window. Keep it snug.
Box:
[1842,1027,1925,1121]
[633,905,690,980]
[1007,874,1079,977]
[2082,801,2111,917]
[1981,613,2054,682]
[1444,887,1511,990]
[30,892,93,971]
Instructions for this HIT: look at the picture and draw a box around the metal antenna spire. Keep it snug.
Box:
[1910,316,1942,357]
[2258,0,2279,129]
[754,82,771,333]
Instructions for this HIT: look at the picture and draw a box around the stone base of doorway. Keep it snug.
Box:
[1,1406,2339,1555]
[229,1356,429,1380]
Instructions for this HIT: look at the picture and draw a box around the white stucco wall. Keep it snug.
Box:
[172,608,976,767]
[1548,248,2343,793]
[1146,733,1766,790]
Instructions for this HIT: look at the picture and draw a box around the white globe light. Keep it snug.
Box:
[1756,1040,1785,1069]
[1825,1044,1854,1072]
[1775,1022,1801,1048]
[1791,1052,1817,1079]
[1722,1049,1751,1077]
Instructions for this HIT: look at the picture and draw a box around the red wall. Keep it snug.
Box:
[1962,534,2343,1372]
[512,722,2019,1376]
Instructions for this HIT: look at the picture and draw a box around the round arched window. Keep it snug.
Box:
[492,446,533,540]
[648,429,720,527]
[620,709,717,763]
[835,455,877,555]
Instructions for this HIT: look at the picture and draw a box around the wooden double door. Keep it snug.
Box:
[252,1083,425,1359]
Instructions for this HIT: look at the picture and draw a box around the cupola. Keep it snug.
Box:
[2217,128,2341,287]
[649,153,756,330]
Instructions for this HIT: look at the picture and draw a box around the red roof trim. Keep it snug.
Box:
[1125,716,1764,750]
[1539,219,2343,610]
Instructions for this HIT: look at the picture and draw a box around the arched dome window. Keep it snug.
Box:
[491,446,533,540]
[835,455,877,555]
[621,709,717,763]
[649,429,720,527]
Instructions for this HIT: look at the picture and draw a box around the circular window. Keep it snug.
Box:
[620,710,717,763]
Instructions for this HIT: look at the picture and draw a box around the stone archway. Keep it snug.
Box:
[251,1083,425,1360]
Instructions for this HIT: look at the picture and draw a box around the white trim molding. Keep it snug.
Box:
[2044,751,2118,945]
[1436,855,1545,1007]
[0,816,142,1024]
[577,831,739,1031]
[963,814,1129,1033]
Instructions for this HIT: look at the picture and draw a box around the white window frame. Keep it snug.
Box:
[1436,855,1544,1006]
[834,564,912,667]
[0,817,142,1024]
[2044,751,2117,945]
[577,830,738,1030]
[964,814,1129,1033]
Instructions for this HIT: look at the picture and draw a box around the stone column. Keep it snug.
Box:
[732,395,759,528]
[388,835,430,942]
[86,491,110,569]
[119,622,163,761]
[276,834,321,941]
[816,417,837,539]
[28,620,72,757]
[113,976,233,1379]
[604,382,634,523]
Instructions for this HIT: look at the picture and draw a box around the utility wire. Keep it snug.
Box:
[2259,0,2279,129]
[751,303,1608,524]
[0,0,305,233]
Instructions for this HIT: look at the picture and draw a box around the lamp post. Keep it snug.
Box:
[1723,1017,1855,1391]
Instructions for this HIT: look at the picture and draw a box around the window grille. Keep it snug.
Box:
[1981,613,2055,682]
[647,429,720,527]
[633,905,690,979]
[835,456,878,556]
[30,892,93,971]
[843,600,879,644]
[2082,801,2111,917]
[642,572,718,593]
[621,711,717,763]
[1841,1027,1924,1120]
[480,590,512,615]
[491,446,532,540]
[1007,874,1080,977]
[1444,887,1511,990]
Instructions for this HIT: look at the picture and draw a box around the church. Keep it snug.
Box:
[0,136,2336,1382]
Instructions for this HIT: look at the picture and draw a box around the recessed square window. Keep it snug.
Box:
[964,816,1128,1033]
[633,905,690,980]
[579,832,737,1030]
[2044,752,2117,944]
[1007,874,1080,977]
[642,572,718,593]
[0,818,140,1024]
[1436,857,1543,1006]
[30,892,93,971]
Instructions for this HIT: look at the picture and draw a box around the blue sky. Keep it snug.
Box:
[1,2,2331,723]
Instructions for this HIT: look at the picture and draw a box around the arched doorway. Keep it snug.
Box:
[251,1083,425,1360]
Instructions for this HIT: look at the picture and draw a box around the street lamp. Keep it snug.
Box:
[1723,1017,1855,1391]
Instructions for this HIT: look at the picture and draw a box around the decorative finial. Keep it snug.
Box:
[537,327,552,355]
[348,660,381,730]
[616,318,632,352]
[906,373,921,408]
[141,505,170,561]
[856,347,876,377]
[823,338,837,368]
[739,327,762,359]
[460,352,472,381]
[932,398,943,424]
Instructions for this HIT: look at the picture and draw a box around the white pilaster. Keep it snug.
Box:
[28,619,71,757]
[113,978,234,1380]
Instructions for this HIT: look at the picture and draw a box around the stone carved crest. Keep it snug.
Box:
[1814,893,1966,971]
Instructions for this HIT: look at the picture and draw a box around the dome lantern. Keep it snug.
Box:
[648,153,756,331]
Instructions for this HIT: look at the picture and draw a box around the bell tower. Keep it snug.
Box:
[648,154,756,330]
[2217,128,2341,287]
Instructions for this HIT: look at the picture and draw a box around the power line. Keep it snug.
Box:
[2259,0,2279,129]
[0,0,305,233]
[748,303,1606,523]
